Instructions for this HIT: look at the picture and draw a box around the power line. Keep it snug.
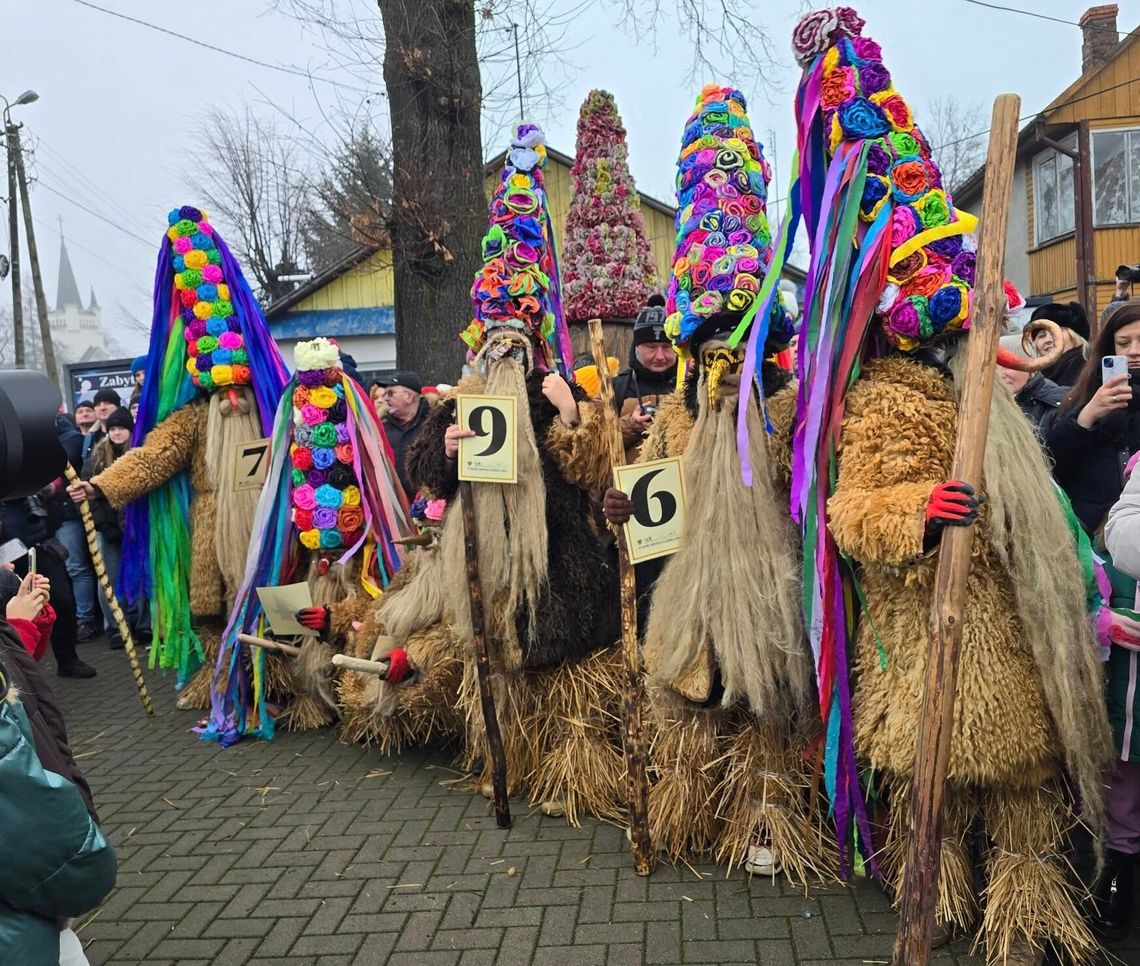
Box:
[960,0,1130,35]
[31,179,155,248]
[65,0,385,99]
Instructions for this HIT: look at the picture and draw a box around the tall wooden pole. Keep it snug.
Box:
[13,137,58,382]
[587,318,654,876]
[459,478,511,828]
[5,122,24,367]
[892,93,1021,965]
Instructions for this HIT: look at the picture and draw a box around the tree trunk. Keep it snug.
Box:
[378,0,485,385]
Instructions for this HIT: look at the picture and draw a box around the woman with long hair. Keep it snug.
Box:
[1023,301,1090,387]
[1048,301,1140,533]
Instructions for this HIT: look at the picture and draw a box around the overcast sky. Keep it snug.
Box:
[5,0,1137,353]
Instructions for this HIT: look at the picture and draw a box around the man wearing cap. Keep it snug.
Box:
[380,370,428,498]
[73,401,97,436]
[612,295,678,463]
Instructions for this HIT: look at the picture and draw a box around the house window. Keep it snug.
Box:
[1092,127,1140,226]
[1033,135,1076,246]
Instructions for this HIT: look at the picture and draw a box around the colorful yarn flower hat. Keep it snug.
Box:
[665,85,793,360]
[784,7,980,879]
[206,336,413,746]
[119,206,288,693]
[464,124,573,378]
[792,7,978,352]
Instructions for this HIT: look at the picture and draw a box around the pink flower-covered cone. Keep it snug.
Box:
[562,90,657,322]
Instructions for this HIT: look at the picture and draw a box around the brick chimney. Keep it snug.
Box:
[1080,4,1120,73]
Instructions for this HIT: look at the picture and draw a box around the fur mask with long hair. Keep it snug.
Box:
[645,341,813,717]
[441,352,548,670]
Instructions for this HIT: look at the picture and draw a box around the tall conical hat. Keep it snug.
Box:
[665,85,792,355]
[464,124,573,377]
[119,206,289,690]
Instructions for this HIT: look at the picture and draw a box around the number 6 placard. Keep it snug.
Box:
[613,457,686,564]
[457,395,518,484]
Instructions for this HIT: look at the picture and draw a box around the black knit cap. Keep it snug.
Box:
[104,407,134,432]
[633,303,670,346]
[93,387,121,407]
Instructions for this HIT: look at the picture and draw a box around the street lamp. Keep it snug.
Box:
[1,90,38,125]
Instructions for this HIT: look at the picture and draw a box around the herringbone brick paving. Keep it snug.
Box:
[47,642,1138,965]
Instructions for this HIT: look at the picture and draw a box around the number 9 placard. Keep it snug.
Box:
[457,395,517,484]
[613,457,686,563]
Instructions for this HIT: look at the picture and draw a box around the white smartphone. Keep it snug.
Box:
[1103,354,1130,384]
[27,547,36,579]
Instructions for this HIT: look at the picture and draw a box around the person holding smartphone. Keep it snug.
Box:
[1048,301,1140,533]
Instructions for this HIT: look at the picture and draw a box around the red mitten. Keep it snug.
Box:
[295,606,329,632]
[925,481,979,530]
[382,647,410,684]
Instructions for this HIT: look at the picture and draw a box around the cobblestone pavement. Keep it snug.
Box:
[50,643,1138,966]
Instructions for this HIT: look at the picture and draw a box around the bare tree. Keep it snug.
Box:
[276,0,781,382]
[925,95,986,196]
[187,106,313,304]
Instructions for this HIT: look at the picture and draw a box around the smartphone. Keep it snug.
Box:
[1103,354,1130,384]
[27,547,36,580]
[0,539,27,567]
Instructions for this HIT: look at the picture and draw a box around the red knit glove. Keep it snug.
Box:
[382,647,411,684]
[925,481,979,531]
[295,606,329,633]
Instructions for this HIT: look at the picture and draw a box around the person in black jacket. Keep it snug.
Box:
[380,371,427,498]
[1048,300,1140,533]
[611,297,679,463]
[54,413,100,643]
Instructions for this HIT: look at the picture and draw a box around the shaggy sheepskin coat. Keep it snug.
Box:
[406,369,619,670]
[91,400,225,621]
[828,355,1056,788]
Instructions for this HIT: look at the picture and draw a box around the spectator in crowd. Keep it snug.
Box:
[612,296,679,463]
[129,397,140,423]
[53,413,100,644]
[79,407,140,649]
[131,356,147,391]
[369,380,386,414]
[81,388,122,461]
[73,401,96,435]
[1103,271,1135,328]
[0,578,116,964]
[1024,301,1090,387]
[1,570,55,662]
[380,371,428,497]
[996,361,1066,436]
[0,454,96,678]
[1048,301,1140,534]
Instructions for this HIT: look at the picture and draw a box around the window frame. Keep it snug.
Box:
[1032,132,1077,248]
[1091,125,1140,228]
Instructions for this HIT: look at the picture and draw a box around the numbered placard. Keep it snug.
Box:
[456,395,517,484]
[613,457,686,564]
[231,437,271,492]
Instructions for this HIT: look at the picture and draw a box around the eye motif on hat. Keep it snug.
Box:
[288,338,365,555]
[170,207,252,392]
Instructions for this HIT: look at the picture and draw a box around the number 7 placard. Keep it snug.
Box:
[457,395,517,484]
[613,457,686,564]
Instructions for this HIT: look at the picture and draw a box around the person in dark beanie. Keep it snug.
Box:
[80,407,142,649]
[81,388,123,461]
[1024,301,1090,387]
[612,295,679,462]
[73,400,96,436]
[380,370,428,497]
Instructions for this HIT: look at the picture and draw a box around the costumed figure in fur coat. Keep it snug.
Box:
[340,124,623,825]
[602,86,832,883]
[202,337,414,746]
[69,206,289,710]
[789,10,1110,962]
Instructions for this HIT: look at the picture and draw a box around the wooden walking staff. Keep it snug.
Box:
[587,317,654,876]
[893,93,1021,965]
[63,464,154,717]
[459,477,511,828]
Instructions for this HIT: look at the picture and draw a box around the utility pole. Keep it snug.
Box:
[13,138,58,382]
[4,122,24,366]
[511,23,523,120]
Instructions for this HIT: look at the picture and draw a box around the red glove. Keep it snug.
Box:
[925,481,979,530]
[382,647,411,684]
[295,606,329,633]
